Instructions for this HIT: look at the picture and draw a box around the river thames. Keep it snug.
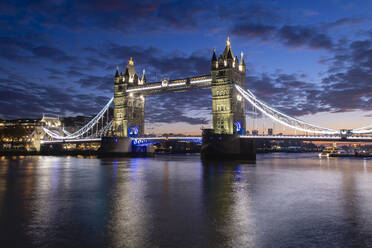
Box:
[1,153,372,248]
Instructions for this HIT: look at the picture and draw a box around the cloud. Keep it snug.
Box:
[96,43,210,81]
[232,23,334,50]
[0,36,79,64]
[318,39,372,112]
[146,89,211,125]
[246,73,330,117]
[0,72,110,119]
[32,46,77,63]
[0,0,212,33]
[246,38,372,116]
[322,17,371,29]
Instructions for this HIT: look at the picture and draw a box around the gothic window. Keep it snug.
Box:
[216,117,225,130]
[217,105,227,111]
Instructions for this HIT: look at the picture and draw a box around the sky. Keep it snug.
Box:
[0,0,372,135]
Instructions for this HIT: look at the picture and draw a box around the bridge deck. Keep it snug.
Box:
[40,135,372,144]
[240,135,372,142]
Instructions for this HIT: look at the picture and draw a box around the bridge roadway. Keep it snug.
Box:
[40,135,372,145]
[40,136,203,145]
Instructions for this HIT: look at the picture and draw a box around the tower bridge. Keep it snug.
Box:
[38,38,372,158]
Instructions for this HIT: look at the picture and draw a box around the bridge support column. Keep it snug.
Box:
[113,58,146,138]
[99,137,154,157]
[201,129,255,160]
[126,94,145,137]
[211,38,246,135]
[202,38,255,160]
[113,68,128,137]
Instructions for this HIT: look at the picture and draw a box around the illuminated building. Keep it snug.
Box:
[211,37,246,134]
[113,58,146,137]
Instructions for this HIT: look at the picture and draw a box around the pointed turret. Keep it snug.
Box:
[211,48,218,70]
[133,74,139,84]
[211,48,217,61]
[124,66,129,83]
[222,36,234,59]
[125,57,139,84]
[227,49,233,59]
[114,65,120,83]
[221,36,235,68]
[240,52,245,65]
[140,69,146,84]
[115,65,119,77]
[239,51,246,72]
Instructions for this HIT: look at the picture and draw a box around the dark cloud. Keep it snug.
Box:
[97,43,210,81]
[318,39,372,112]
[32,46,77,63]
[0,72,110,119]
[246,38,372,116]
[278,25,333,49]
[146,89,211,125]
[231,23,276,40]
[322,17,371,30]
[0,0,210,33]
[246,73,329,117]
[76,74,113,93]
[232,24,334,50]
[0,36,79,64]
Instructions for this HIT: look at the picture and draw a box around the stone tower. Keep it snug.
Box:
[113,58,146,137]
[211,37,246,134]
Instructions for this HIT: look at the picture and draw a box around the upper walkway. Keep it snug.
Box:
[126,75,211,95]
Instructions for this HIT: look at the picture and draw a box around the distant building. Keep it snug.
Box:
[0,118,41,150]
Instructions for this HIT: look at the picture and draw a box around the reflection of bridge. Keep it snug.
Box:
[38,38,372,156]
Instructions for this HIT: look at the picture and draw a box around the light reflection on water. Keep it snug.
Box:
[0,153,372,247]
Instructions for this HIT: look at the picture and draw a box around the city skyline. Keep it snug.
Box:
[1,0,372,135]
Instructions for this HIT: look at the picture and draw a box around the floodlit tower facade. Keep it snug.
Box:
[113,58,146,137]
[211,37,246,134]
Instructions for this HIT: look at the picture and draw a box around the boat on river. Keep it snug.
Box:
[319,147,350,157]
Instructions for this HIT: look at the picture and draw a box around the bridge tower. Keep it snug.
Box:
[113,58,146,137]
[211,37,246,134]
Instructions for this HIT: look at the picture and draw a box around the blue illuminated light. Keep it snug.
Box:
[128,126,139,137]
[234,121,243,135]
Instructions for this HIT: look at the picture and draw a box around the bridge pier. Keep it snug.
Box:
[201,38,255,161]
[201,129,256,160]
[98,136,154,157]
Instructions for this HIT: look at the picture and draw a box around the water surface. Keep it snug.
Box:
[1,153,372,247]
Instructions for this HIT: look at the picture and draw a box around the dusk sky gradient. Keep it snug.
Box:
[1,0,372,134]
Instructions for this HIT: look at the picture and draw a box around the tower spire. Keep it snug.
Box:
[115,65,119,78]
[223,36,234,60]
[141,69,146,84]
[239,51,246,72]
[240,52,245,65]
[211,48,217,61]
